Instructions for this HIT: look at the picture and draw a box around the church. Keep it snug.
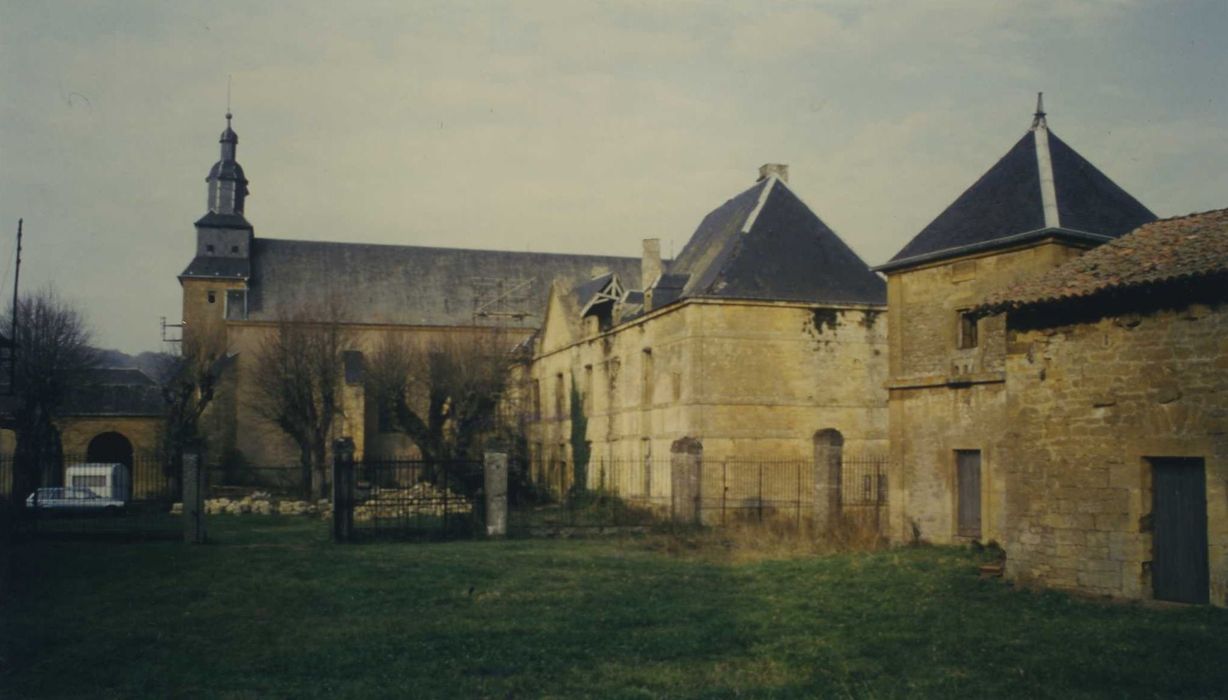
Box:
[179,114,640,470]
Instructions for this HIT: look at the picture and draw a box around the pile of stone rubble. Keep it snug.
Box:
[169,492,334,518]
[169,483,472,520]
[353,483,472,522]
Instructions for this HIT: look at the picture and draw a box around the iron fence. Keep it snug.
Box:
[522,454,888,532]
[4,452,181,540]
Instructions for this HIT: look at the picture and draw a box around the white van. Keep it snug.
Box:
[64,462,131,502]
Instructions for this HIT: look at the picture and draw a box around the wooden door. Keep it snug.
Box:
[1152,458,1209,604]
[956,450,982,538]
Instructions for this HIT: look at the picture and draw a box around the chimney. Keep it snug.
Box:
[641,238,662,312]
[758,163,789,183]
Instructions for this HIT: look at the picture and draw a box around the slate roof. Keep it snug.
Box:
[194,212,252,230]
[63,368,165,417]
[976,208,1228,315]
[659,176,885,306]
[879,124,1155,272]
[244,239,641,328]
[181,255,251,280]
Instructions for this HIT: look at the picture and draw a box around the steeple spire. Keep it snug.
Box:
[206,112,249,216]
[1031,91,1047,130]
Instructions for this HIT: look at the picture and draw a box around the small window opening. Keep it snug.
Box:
[230,245,239,254]
[206,244,215,253]
[207,291,217,304]
[958,311,978,349]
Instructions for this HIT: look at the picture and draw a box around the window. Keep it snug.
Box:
[207,291,217,304]
[342,350,364,385]
[555,373,565,419]
[583,364,593,412]
[225,289,247,320]
[958,310,978,349]
[377,397,399,433]
[230,245,240,254]
[206,244,215,254]
[641,348,654,406]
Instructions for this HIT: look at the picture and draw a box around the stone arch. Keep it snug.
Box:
[812,428,844,450]
[86,431,134,468]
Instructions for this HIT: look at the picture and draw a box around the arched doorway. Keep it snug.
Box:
[87,432,134,468]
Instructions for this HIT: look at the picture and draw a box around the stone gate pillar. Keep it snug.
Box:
[670,437,703,525]
[183,445,206,544]
[484,452,508,538]
[812,429,844,535]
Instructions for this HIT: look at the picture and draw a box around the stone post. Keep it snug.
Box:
[812,429,844,535]
[484,451,508,538]
[670,437,703,525]
[332,437,355,543]
[183,445,206,544]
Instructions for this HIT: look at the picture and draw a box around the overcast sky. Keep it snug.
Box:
[1,1,1225,354]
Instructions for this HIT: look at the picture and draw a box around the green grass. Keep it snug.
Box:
[2,518,1225,698]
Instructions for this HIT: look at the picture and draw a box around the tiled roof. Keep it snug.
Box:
[879,122,1155,272]
[976,208,1228,314]
[662,175,885,306]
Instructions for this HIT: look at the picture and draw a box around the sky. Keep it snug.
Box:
[1,1,1225,354]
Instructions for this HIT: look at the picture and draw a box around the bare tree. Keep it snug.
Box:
[248,307,352,500]
[4,289,98,501]
[369,330,515,487]
[160,327,229,491]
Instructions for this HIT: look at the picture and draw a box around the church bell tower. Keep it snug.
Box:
[179,112,255,342]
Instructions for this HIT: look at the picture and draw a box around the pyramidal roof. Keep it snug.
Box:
[657,168,886,306]
[878,96,1156,272]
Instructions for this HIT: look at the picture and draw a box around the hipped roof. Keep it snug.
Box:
[659,176,885,306]
[879,123,1155,272]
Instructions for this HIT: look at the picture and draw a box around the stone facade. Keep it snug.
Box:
[885,241,1089,544]
[206,321,535,468]
[527,289,888,508]
[998,301,1228,606]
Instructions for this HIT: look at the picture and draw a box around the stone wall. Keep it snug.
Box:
[886,241,1089,545]
[1000,301,1228,606]
[204,322,534,470]
[526,296,888,502]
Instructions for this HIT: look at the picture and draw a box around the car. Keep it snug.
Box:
[25,486,127,515]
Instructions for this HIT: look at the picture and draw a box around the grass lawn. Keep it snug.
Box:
[2,518,1226,698]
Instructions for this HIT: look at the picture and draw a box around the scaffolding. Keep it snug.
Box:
[470,277,533,326]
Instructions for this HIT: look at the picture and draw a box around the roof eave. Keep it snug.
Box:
[874,227,1112,273]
